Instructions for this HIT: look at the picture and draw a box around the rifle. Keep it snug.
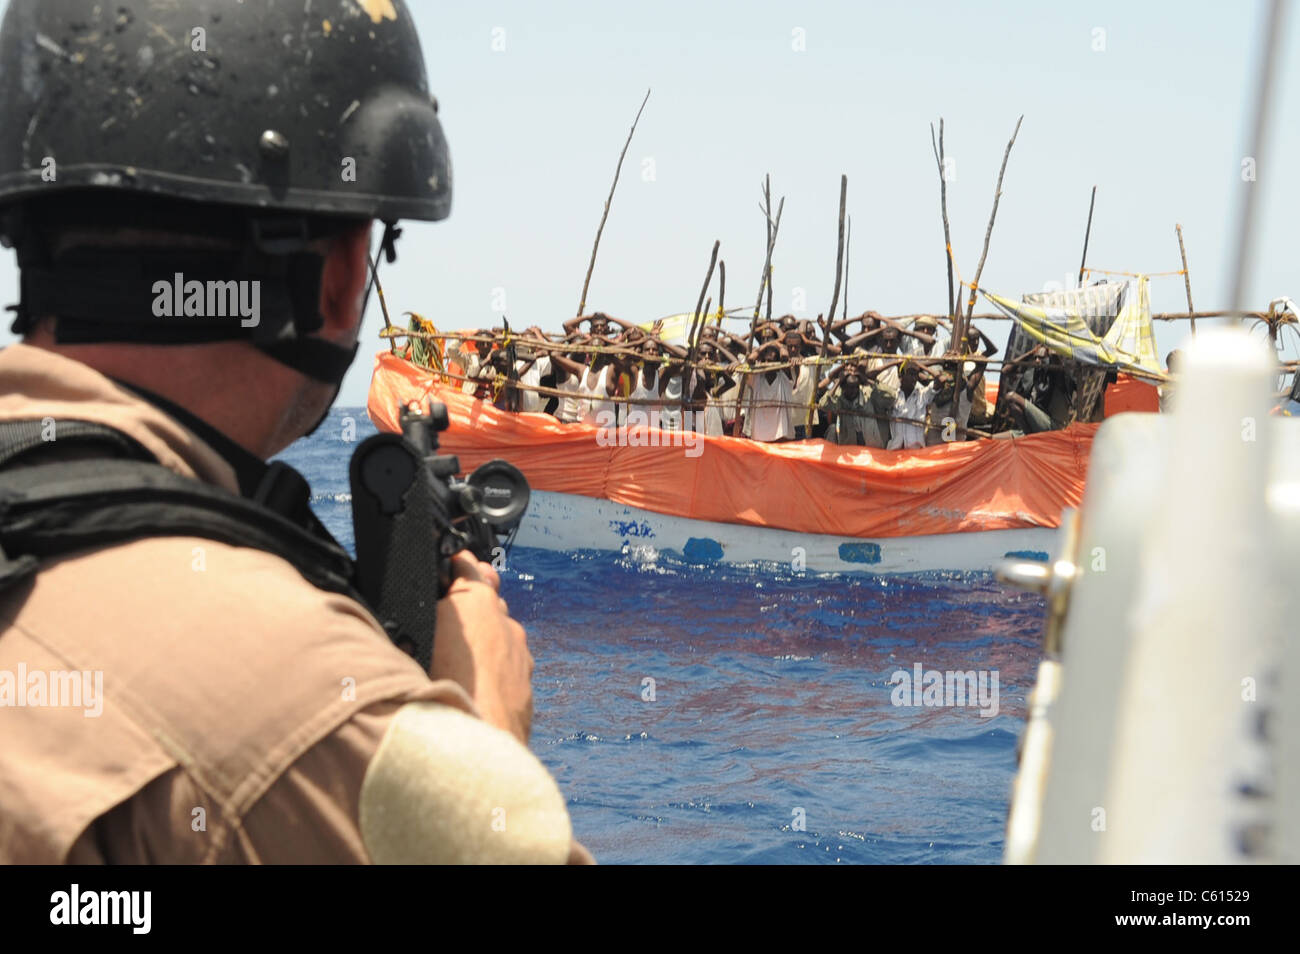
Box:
[349,401,529,669]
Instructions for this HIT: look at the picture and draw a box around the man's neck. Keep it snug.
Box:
[112,379,272,495]
[23,330,310,458]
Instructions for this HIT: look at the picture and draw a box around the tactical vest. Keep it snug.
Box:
[0,418,363,606]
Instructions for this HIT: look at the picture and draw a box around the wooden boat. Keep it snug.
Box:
[365,349,1160,574]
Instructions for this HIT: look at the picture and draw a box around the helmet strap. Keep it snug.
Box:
[8,212,362,387]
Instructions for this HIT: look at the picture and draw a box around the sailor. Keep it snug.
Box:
[0,0,588,864]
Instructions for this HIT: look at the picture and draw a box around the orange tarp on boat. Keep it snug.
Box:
[368,352,1097,539]
[1104,373,1160,415]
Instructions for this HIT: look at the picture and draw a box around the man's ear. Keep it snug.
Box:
[318,221,374,339]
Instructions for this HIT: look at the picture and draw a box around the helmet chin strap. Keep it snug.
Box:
[258,336,359,386]
[277,221,402,436]
[259,219,400,426]
[262,337,360,438]
[289,221,401,436]
[286,220,399,438]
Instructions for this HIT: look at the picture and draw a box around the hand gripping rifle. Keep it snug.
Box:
[349,400,529,670]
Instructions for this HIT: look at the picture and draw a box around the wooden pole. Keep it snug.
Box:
[685,242,720,420]
[1226,0,1287,322]
[843,215,851,321]
[826,175,848,332]
[813,176,848,422]
[576,88,651,318]
[930,120,956,332]
[754,176,771,339]
[761,175,776,324]
[752,195,785,330]
[1078,185,1097,288]
[688,240,721,363]
[1175,223,1197,335]
[765,181,775,322]
[964,114,1023,332]
[367,251,396,354]
[716,260,726,324]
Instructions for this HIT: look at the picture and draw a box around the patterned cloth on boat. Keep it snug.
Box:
[982,277,1164,378]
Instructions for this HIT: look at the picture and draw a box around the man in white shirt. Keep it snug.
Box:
[515,349,552,413]
[782,326,821,439]
[887,361,937,450]
[743,342,795,442]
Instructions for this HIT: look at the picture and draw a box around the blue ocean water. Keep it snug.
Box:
[278,407,1048,864]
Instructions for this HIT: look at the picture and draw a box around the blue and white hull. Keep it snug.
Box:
[514,490,1055,575]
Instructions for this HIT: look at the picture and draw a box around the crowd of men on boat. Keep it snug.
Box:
[415,309,1099,448]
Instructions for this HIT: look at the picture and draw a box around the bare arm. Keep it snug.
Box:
[817,363,848,394]
[549,352,586,379]
[710,342,742,365]
[864,357,904,379]
[842,326,884,352]
[975,327,999,357]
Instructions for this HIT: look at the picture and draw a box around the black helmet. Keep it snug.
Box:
[0,0,450,222]
[0,0,451,385]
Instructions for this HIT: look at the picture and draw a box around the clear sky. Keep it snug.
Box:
[2,0,1297,405]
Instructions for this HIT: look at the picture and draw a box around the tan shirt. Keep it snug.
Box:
[0,344,585,864]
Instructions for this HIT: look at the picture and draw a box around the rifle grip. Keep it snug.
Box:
[349,433,444,671]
